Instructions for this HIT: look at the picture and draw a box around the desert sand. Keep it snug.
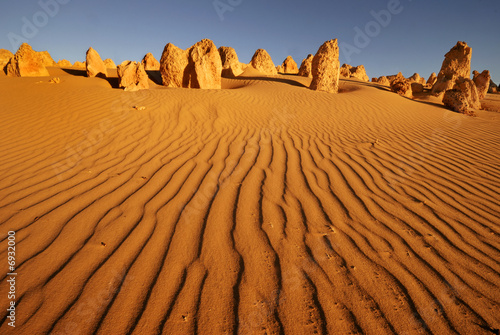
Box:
[0,65,499,334]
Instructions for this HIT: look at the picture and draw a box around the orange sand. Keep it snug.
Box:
[0,67,499,334]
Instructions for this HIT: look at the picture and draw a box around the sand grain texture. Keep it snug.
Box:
[0,70,499,335]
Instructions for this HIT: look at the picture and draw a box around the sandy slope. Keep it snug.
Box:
[0,67,499,335]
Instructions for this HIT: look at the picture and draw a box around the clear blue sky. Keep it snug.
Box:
[1,0,499,84]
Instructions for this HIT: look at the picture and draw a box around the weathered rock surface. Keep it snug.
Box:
[6,43,50,77]
[117,61,149,91]
[219,46,243,77]
[281,56,298,74]
[103,58,117,69]
[37,51,56,67]
[0,49,14,72]
[57,59,72,67]
[411,82,424,93]
[432,41,472,95]
[443,89,474,115]
[160,39,222,89]
[160,43,189,87]
[250,49,277,75]
[454,78,480,109]
[142,53,160,71]
[189,39,222,89]
[472,70,490,99]
[298,54,313,77]
[86,47,107,78]
[390,75,413,98]
[310,39,340,94]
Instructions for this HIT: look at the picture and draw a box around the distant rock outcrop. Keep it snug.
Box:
[472,70,490,99]
[6,43,50,77]
[73,61,86,68]
[409,73,421,83]
[250,49,277,75]
[85,47,107,78]
[376,76,390,86]
[298,54,313,78]
[117,61,149,91]
[488,79,498,93]
[218,46,244,77]
[160,39,222,89]
[340,63,368,81]
[0,49,14,72]
[390,74,413,98]
[426,72,437,86]
[432,41,472,95]
[350,65,369,82]
[57,59,72,67]
[310,39,340,94]
[340,64,352,78]
[141,53,160,71]
[103,58,117,69]
[281,56,298,74]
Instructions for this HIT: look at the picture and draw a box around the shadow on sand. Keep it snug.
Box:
[61,68,119,88]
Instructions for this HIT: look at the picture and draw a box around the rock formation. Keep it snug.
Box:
[160,43,189,87]
[472,70,490,99]
[443,89,474,115]
[142,53,160,71]
[218,46,244,77]
[411,83,424,93]
[426,72,437,86]
[390,75,413,98]
[37,51,56,67]
[103,58,117,69]
[350,65,369,81]
[117,61,149,91]
[85,47,107,78]
[454,78,480,109]
[488,80,498,93]
[432,41,472,95]
[376,76,390,86]
[340,64,352,78]
[189,39,223,89]
[281,56,298,74]
[409,73,421,83]
[0,49,13,73]
[73,61,86,68]
[310,39,340,94]
[6,43,50,77]
[340,63,368,81]
[250,49,277,75]
[160,39,222,89]
[298,54,313,78]
[57,59,72,67]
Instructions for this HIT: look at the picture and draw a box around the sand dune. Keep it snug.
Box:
[0,68,499,334]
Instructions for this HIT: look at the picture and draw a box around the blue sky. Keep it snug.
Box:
[1,0,499,84]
